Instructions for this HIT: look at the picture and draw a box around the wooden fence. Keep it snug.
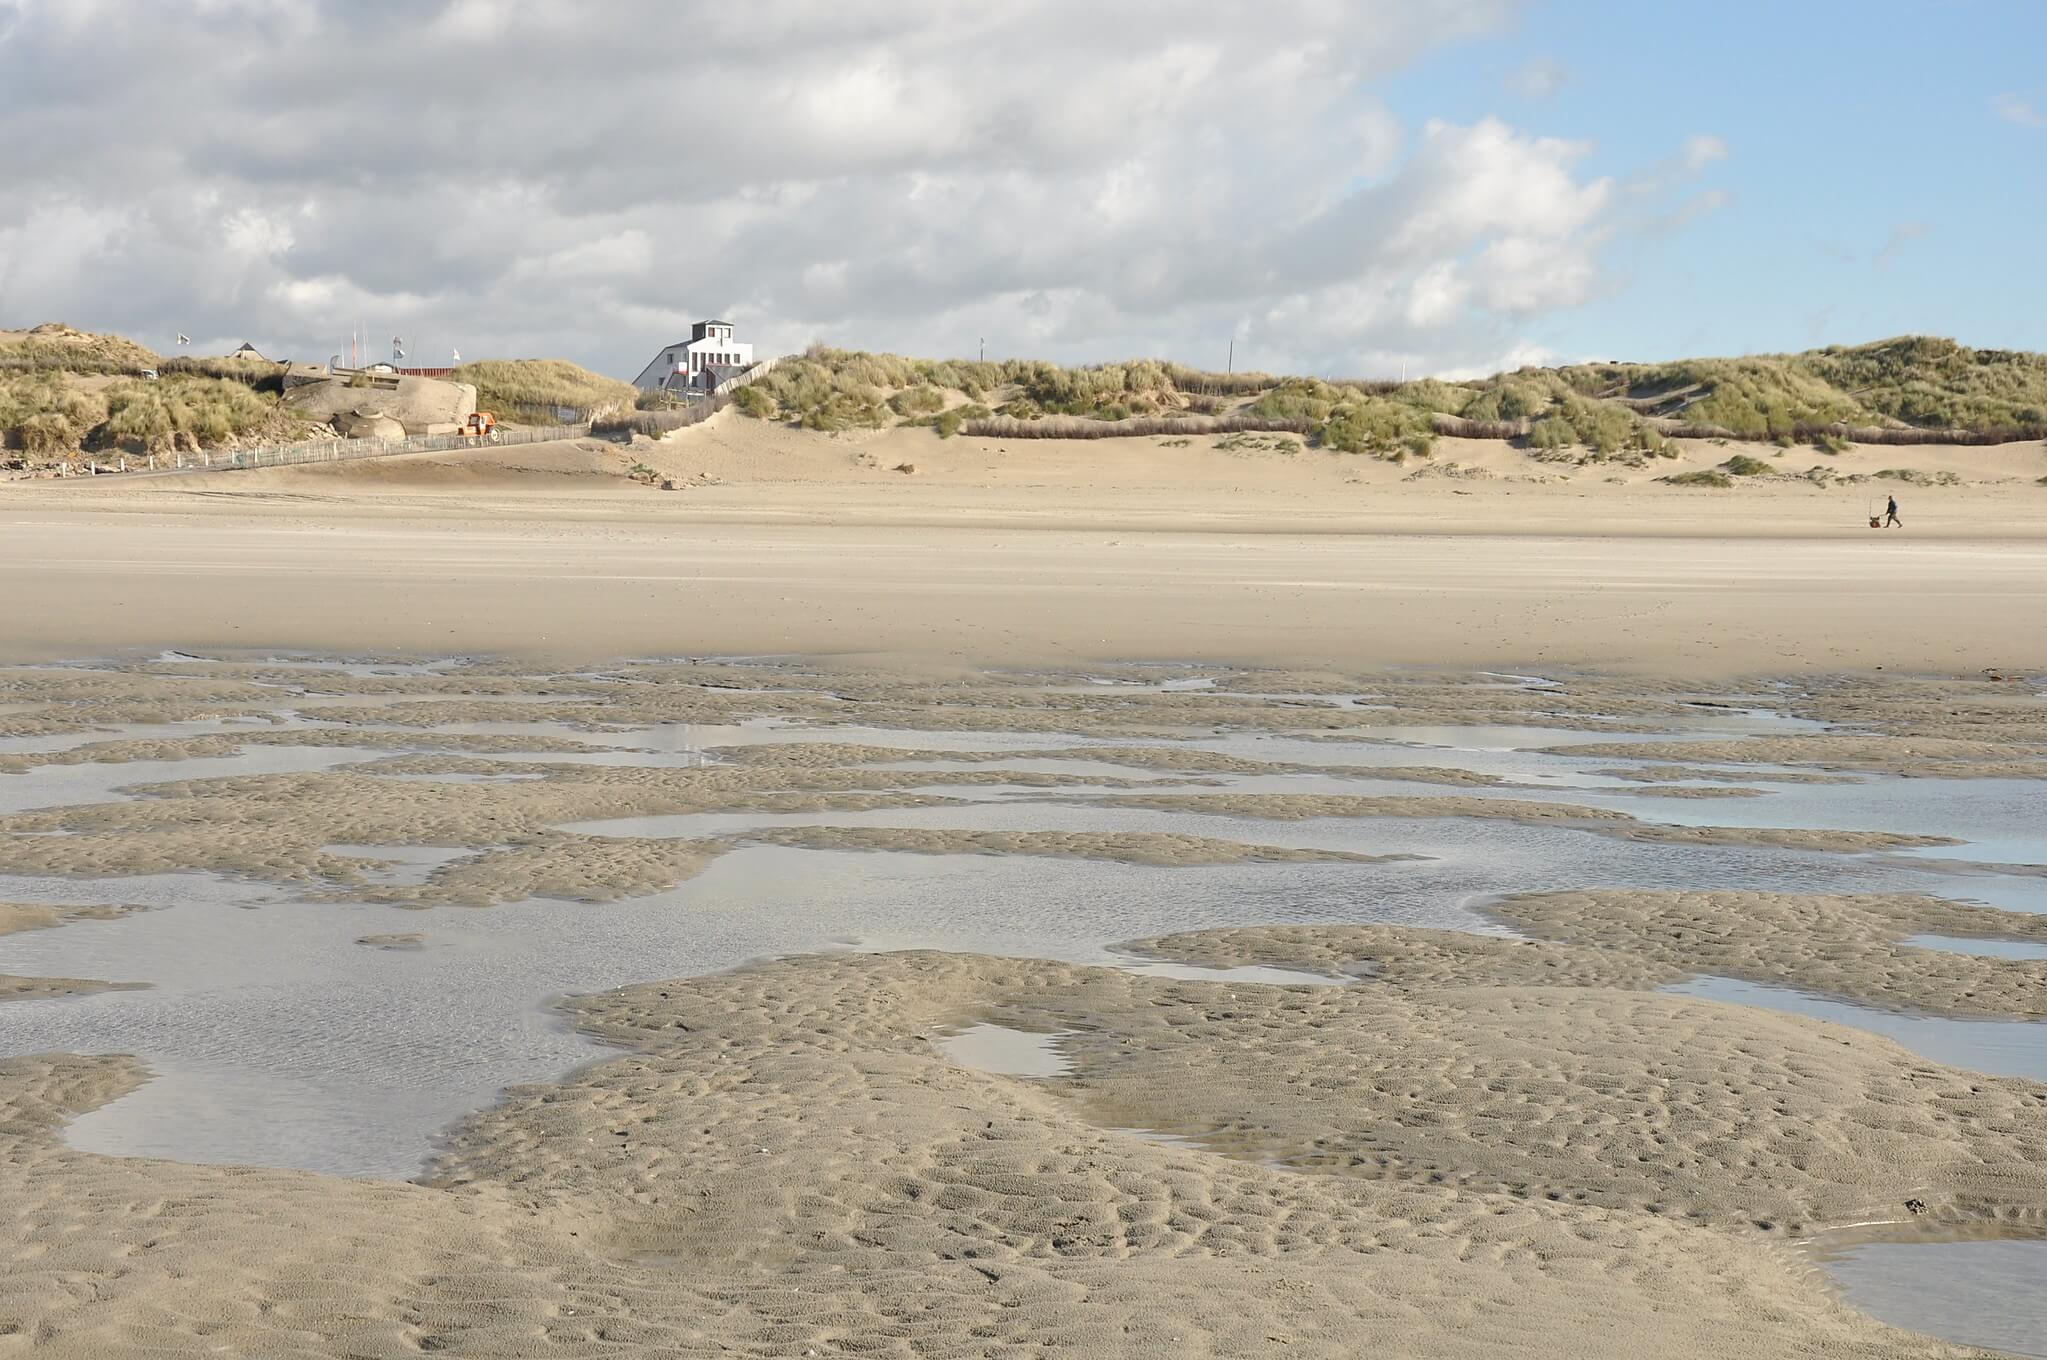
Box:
[963,412,1315,440]
[70,422,592,479]
[594,396,728,439]
[592,355,786,437]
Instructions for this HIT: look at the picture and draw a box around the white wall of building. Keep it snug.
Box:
[631,324,755,391]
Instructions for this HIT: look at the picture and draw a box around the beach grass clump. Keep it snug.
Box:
[1247,379,1340,424]
[1005,358,1179,419]
[1215,431,1302,454]
[1319,397,1435,459]
[1459,377,1557,423]
[1520,396,1669,462]
[99,376,274,451]
[1672,370,1852,437]
[1812,432,1851,454]
[4,371,281,456]
[635,387,700,412]
[1158,362,1283,396]
[0,375,107,456]
[1529,415,1575,453]
[801,392,892,432]
[1661,469,1734,488]
[1874,467,1962,487]
[1399,378,1481,416]
[1721,454,1773,476]
[160,356,283,392]
[0,323,160,376]
[740,348,916,428]
[731,385,776,419]
[931,403,992,438]
[448,359,637,423]
[887,385,947,418]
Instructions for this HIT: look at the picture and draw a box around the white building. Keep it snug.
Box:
[631,320,754,393]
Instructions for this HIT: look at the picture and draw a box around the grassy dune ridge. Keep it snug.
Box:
[446,359,638,424]
[6,322,2045,466]
[734,337,2047,462]
[0,371,286,456]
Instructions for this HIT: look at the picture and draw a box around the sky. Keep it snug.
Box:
[0,0,2040,380]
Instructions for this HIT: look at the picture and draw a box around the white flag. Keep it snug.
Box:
[451,348,460,363]
[176,333,190,346]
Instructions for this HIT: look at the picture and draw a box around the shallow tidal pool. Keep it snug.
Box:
[3,653,2045,1355]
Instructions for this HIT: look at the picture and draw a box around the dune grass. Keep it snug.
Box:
[1661,469,1734,488]
[1,372,278,456]
[1556,337,2047,437]
[0,376,106,455]
[448,359,638,423]
[735,337,2047,458]
[100,377,276,451]
[161,355,285,392]
[10,322,2044,465]
[0,323,160,376]
[741,349,1436,458]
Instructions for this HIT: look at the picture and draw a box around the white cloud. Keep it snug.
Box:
[1405,261,1470,327]
[1681,135,1729,170]
[1505,56,1569,98]
[0,0,1723,379]
[1994,92,2044,127]
[1432,342,1562,381]
[1625,134,1728,202]
[222,208,295,258]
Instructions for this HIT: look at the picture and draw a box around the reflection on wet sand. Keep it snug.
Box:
[3,654,2046,1357]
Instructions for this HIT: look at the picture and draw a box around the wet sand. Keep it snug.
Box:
[1,657,2044,1357]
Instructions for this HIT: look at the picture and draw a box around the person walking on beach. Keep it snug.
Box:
[1885,495,1902,528]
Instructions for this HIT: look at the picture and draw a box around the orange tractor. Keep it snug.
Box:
[459,411,500,441]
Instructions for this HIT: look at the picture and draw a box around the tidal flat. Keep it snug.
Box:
[2,654,2044,1358]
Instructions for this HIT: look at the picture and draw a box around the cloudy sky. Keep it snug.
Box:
[1,0,2040,379]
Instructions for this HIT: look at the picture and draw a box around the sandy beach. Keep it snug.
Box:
[2,428,2045,1358]
[5,415,2045,673]
[9,2,2045,1349]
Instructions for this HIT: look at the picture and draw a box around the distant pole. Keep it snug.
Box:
[979,337,984,363]
[1228,338,1234,375]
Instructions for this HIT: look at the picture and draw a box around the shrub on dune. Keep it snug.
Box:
[1319,398,1434,458]
[732,385,776,419]
[100,376,272,451]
